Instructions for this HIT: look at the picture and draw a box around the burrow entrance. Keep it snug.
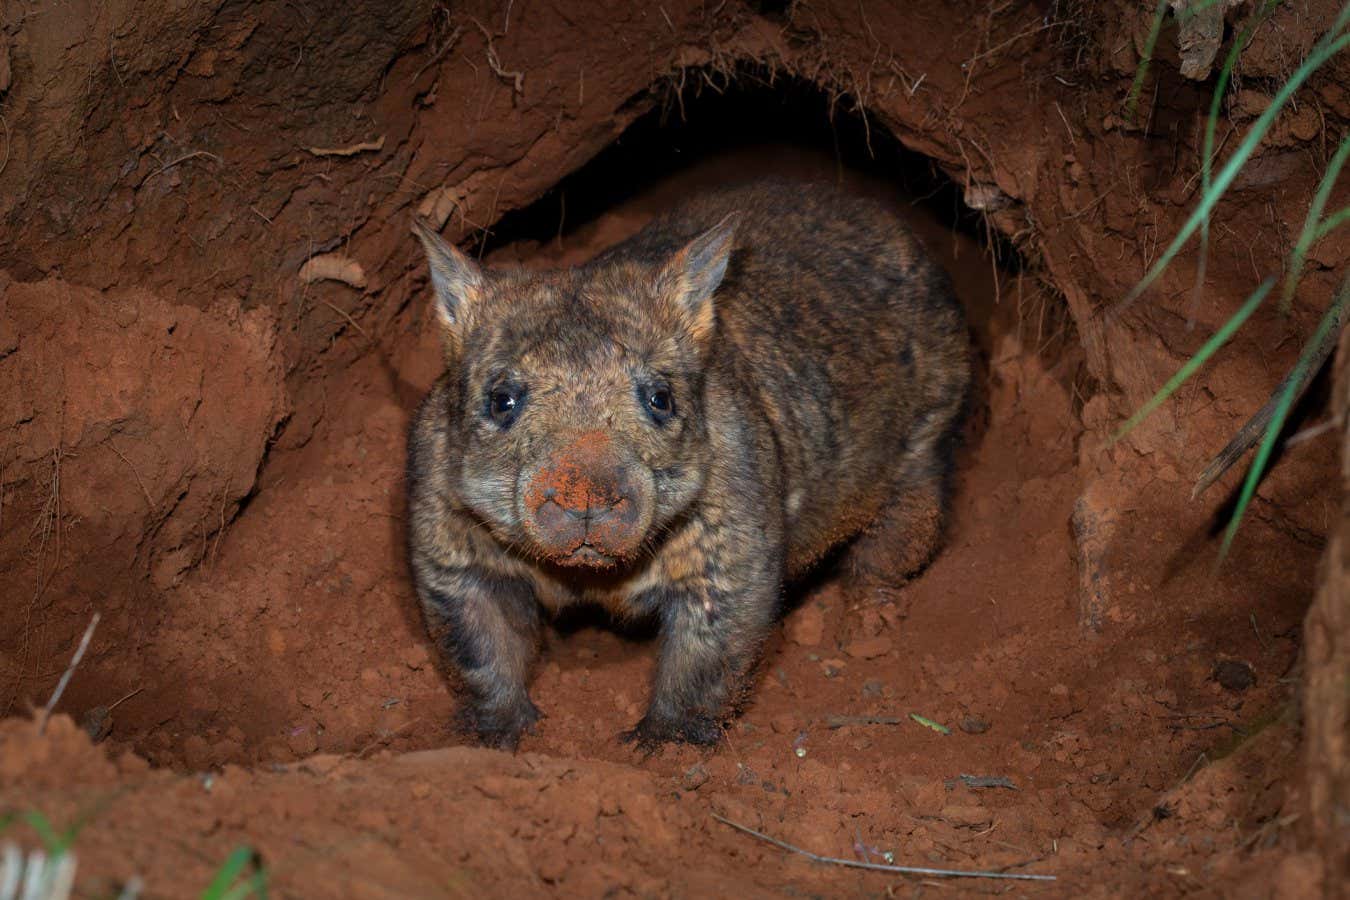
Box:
[60,70,1069,768]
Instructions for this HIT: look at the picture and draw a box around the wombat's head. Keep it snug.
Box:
[412,215,736,570]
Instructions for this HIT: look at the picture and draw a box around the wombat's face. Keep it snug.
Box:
[413,216,736,570]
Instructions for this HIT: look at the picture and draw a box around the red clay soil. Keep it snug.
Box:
[1,1,1347,897]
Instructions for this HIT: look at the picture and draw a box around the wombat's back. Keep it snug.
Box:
[596,180,970,574]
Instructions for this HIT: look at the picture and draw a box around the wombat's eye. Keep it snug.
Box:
[486,383,525,428]
[642,384,675,424]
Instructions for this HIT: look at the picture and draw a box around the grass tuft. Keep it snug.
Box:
[1283,134,1350,311]
[1192,0,1282,324]
[1114,277,1274,443]
[1117,2,1350,564]
[1116,7,1350,315]
[1219,276,1350,560]
[201,846,268,900]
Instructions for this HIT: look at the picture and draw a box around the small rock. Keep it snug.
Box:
[786,604,825,647]
[769,713,796,734]
[862,679,886,698]
[844,636,893,660]
[859,608,884,636]
[960,716,991,734]
[1214,659,1256,692]
[80,706,113,742]
[297,687,327,710]
[942,803,993,828]
[402,643,430,670]
[682,764,710,791]
[286,726,318,757]
[735,765,759,786]
[410,781,432,799]
[821,658,847,677]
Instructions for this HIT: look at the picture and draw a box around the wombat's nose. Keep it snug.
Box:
[522,432,644,564]
[544,489,625,522]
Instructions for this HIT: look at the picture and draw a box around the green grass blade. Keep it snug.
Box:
[1121,25,1350,310]
[22,812,62,854]
[1194,1,1282,319]
[202,846,257,900]
[1314,205,1350,241]
[1220,278,1350,560]
[1282,135,1350,310]
[1127,0,1171,123]
[222,866,269,900]
[1114,277,1275,441]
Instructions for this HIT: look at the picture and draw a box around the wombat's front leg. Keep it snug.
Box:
[623,580,777,750]
[413,559,543,750]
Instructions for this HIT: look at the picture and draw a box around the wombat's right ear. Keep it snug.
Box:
[662,212,739,346]
[411,217,483,334]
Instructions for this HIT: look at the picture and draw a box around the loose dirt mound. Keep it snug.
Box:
[1,279,288,714]
[2,0,1347,896]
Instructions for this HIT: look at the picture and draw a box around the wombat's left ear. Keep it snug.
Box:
[662,212,738,345]
[410,216,484,338]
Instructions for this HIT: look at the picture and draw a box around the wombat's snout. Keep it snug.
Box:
[522,431,645,566]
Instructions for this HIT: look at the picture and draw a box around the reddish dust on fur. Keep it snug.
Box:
[526,430,621,512]
[524,430,642,560]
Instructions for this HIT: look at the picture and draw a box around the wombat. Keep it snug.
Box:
[407,179,969,750]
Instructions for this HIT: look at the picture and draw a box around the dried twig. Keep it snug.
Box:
[711,814,1056,882]
[321,300,370,338]
[40,613,101,734]
[356,717,424,758]
[106,686,144,712]
[411,25,464,84]
[150,150,222,179]
[299,253,367,288]
[109,441,154,510]
[306,136,385,157]
[470,18,523,99]
[824,714,903,728]
[952,774,1019,791]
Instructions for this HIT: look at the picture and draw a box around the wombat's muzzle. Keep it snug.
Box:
[521,431,649,567]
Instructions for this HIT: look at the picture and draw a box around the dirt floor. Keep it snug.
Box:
[2,1,1348,897]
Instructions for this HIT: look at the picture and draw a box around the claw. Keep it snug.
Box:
[620,712,721,754]
[458,698,542,751]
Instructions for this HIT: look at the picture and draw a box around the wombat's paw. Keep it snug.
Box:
[621,711,721,754]
[842,571,905,606]
[459,698,542,751]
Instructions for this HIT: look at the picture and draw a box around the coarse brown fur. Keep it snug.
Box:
[406,179,969,750]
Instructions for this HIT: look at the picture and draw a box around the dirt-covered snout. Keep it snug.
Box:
[519,429,654,566]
